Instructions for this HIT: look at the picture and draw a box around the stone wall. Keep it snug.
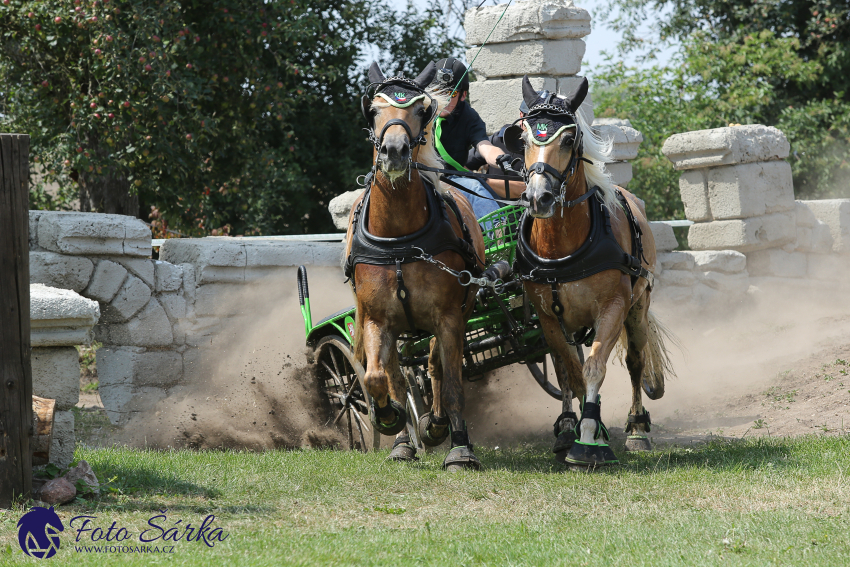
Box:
[30,284,99,467]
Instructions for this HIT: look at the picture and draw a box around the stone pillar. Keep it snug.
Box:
[465,0,593,133]
[30,284,100,467]
[592,118,643,187]
[661,125,796,252]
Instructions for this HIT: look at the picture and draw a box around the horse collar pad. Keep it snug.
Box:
[524,118,575,146]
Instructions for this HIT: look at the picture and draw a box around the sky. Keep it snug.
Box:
[390,0,676,73]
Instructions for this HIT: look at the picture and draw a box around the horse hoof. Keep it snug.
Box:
[625,435,652,452]
[442,445,481,472]
[418,412,449,447]
[370,399,407,436]
[553,449,567,464]
[552,429,577,455]
[564,441,619,469]
[387,436,418,462]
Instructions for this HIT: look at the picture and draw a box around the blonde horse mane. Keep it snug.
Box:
[369,89,449,194]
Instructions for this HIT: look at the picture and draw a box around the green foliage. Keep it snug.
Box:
[0,0,460,236]
[593,0,850,212]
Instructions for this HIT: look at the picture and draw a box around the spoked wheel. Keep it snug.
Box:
[315,335,380,452]
[402,365,431,450]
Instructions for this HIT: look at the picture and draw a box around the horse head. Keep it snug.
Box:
[509,75,588,218]
[362,61,438,180]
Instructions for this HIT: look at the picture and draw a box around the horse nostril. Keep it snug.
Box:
[399,144,410,158]
[379,144,389,156]
[538,192,555,208]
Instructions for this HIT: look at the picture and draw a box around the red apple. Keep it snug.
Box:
[186,134,193,140]
[186,63,192,69]
[145,64,152,71]
[108,113,114,119]
[94,48,101,55]
[28,12,34,18]
[41,80,49,87]
[139,56,146,63]
[94,113,101,119]
[54,17,62,23]
[123,101,130,107]
[35,24,42,31]
[90,102,97,108]
[76,147,83,153]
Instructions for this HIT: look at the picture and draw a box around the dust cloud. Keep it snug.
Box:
[119,256,850,452]
[119,266,356,450]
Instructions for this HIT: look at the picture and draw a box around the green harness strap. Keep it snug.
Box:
[434,117,469,173]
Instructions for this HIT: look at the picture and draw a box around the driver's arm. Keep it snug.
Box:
[476,140,525,199]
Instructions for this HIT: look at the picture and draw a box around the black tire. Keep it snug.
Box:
[315,335,380,452]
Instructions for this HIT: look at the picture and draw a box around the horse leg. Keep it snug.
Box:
[551,351,578,462]
[565,299,626,469]
[362,319,407,436]
[622,294,654,452]
[386,346,419,461]
[416,337,451,447]
[434,314,481,472]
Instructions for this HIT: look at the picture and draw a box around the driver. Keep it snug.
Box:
[431,58,523,220]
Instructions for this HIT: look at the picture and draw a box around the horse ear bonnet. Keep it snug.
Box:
[368,61,387,85]
[522,76,539,111]
[503,125,524,154]
[566,77,588,113]
[414,61,437,90]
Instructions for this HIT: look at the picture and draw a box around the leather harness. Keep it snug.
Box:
[514,187,653,346]
[344,177,482,333]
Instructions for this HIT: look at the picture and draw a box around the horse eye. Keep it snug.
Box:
[416,107,426,116]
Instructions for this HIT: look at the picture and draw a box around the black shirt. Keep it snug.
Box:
[435,102,488,171]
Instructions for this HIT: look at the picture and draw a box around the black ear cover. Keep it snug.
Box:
[422,100,437,125]
[521,75,539,110]
[414,61,437,89]
[368,61,386,85]
[361,95,374,127]
[566,77,589,113]
[503,125,524,154]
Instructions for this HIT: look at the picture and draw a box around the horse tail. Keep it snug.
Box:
[641,310,680,400]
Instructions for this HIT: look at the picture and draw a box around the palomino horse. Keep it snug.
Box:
[506,76,676,468]
[344,62,487,470]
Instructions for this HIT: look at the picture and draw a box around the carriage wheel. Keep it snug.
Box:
[315,335,380,452]
[402,365,430,450]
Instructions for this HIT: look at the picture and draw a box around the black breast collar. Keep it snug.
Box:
[344,178,480,282]
[514,188,653,287]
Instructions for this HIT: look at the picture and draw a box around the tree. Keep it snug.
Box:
[593,0,850,206]
[1,0,462,236]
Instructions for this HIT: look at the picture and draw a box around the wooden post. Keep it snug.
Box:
[0,134,32,508]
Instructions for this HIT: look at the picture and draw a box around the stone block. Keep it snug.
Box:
[807,253,844,281]
[328,190,365,231]
[787,223,832,253]
[706,161,794,220]
[159,293,187,321]
[98,298,173,347]
[593,121,643,161]
[605,162,633,187]
[658,251,695,271]
[658,270,696,287]
[98,346,182,390]
[244,241,345,281]
[662,125,790,170]
[103,274,151,322]
[109,257,155,287]
[678,169,711,222]
[812,222,835,253]
[30,251,94,293]
[181,263,197,304]
[687,212,796,252]
[37,212,151,256]
[689,250,747,273]
[29,210,43,251]
[469,76,594,134]
[795,201,818,227]
[50,410,75,467]
[193,284,247,317]
[154,261,183,292]
[649,222,678,252]
[30,284,100,347]
[801,199,850,254]
[84,260,127,302]
[746,249,807,278]
[465,0,591,45]
[99,382,167,425]
[159,238,246,284]
[466,39,585,79]
[31,347,79,411]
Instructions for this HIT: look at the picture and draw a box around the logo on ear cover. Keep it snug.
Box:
[535,123,548,138]
[393,92,408,102]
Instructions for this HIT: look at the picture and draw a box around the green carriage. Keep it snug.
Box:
[297,205,561,451]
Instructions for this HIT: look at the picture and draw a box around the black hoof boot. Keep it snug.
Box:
[442,423,481,472]
[418,412,450,447]
[564,395,619,469]
[552,411,578,464]
[625,408,652,452]
[370,398,407,436]
[387,434,418,462]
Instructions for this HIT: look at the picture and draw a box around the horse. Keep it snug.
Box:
[505,76,676,469]
[343,61,487,470]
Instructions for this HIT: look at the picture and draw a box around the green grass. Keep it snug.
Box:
[2,436,849,566]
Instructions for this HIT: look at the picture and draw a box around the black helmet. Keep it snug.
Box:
[434,57,469,94]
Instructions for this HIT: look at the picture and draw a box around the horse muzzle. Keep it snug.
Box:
[378,134,411,179]
[521,177,557,218]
